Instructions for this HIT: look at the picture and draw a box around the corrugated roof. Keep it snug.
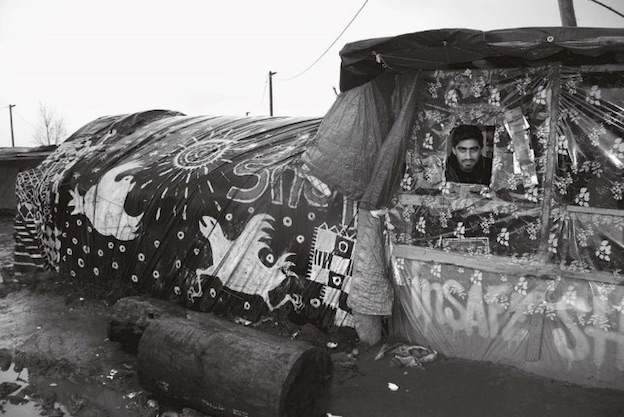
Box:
[0,146,57,161]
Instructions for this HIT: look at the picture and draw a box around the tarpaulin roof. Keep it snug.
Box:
[339,27,624,91]
[15,111,361,330]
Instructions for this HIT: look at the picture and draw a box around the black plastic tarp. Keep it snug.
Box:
[339,27,624,91]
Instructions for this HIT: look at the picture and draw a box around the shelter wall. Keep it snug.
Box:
[391,64,624,389]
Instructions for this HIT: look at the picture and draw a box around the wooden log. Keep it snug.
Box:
[107,296,188,353]
[137,315,333,417]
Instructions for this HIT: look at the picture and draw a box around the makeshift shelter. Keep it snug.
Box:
[15,112,358,330]
[302,27,624,389]
[0,146,57,270]
[0,146,56,214]
[15,26,624,391]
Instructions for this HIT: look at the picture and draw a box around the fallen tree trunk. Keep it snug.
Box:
[138,315,333,417]
[107,296,188,353]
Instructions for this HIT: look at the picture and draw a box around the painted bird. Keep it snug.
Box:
[194,213,302,311]
[68,161,144,241]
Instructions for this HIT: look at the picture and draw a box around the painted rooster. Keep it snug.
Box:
[193,213,302,311]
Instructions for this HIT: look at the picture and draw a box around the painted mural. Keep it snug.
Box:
[15,112,358,329]
[391,257,624,390]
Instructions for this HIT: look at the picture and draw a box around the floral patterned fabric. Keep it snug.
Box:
[394,65,624,274]
[553,68,624,273]
[390,64,624,389]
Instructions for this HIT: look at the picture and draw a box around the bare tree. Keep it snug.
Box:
[33,102,68,146]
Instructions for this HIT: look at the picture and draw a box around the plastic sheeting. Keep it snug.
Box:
[391,258,624,390]
[15,112,360,330]
[389,62,624,389]
[338,27,624,91]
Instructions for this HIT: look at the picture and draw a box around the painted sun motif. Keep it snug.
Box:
[173,138,235,173]
[150,134,259,220]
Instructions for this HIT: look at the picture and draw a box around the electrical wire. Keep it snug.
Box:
[586,0,624,19]
[277,0,370,81]
[14,110,36,129]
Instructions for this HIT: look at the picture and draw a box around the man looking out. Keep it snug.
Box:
[444,124,492,185]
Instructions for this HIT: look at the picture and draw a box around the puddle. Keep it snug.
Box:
[0,361,164,417]
[0,364,55,416]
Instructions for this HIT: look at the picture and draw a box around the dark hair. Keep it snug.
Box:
[450,125,483,148]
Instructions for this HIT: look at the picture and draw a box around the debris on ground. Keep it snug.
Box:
[375,342,438,369]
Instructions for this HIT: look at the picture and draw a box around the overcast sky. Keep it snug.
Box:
[0,0,623,147]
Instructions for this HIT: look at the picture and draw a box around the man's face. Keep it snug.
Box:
[452,138,482,172]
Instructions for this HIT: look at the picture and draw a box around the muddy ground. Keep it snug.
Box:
[0,214,623,417]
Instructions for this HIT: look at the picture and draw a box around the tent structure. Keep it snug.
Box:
[15,112,358,330]
[302,26,624,390]
[15,26,624,390]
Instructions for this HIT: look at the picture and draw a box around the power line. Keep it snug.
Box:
[586,0,624,19]
[278,0,370,81]
[14,110,36,128]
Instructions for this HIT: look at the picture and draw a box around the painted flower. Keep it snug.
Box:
[423,133,434,150]
[532,85,547,105]
[612,137,624,159]
[525,186,539,203]
[595,240,612,261]
[557,134,569,155]
[611,182,624,201]
[400,172,413,190]
[596,284,615,302]
[554,173,573,195]
[439,211,452,229]
[454,222,466,239]
[586,85,601,106]
[470,270,483,286]
[447,282,467,299]
[588,125,606,147]
[431,263,442,278]
[548,233,558,253]
[527,221,539,241]
[480,215,494,234]
[576,228,592,247]
[488,88,500,106]
[444,89,459,107]
[428,80,441,98]
[514,276,528,295]
[574,187,590,207]
[563,285,577,306]
[416,217,427,234]
[497,228,510,247]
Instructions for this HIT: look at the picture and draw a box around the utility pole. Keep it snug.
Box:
[269,71,277,116]
[8,104,16,147]
[558,0,577,26]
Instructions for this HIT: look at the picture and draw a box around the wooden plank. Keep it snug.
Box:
[392,244,624,285]
[537,64,561,262]
[525,311,545,362]
[397,193,541,215]
[567,205,624,217]
[578,63,624,73]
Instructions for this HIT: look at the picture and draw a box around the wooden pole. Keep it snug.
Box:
[8,104,15,147]
[269,71,277,116]
[558,0,578,26]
